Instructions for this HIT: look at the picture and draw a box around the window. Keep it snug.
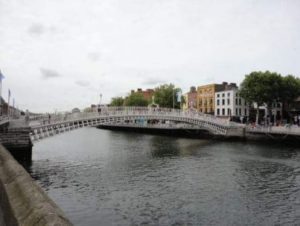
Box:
[236,108,238,115]
[227,99,230,105]
[244,109,247,116]
[222,99,225,105]
[236,98,238,105]
[227,108,231,115]
[217,94,220,98]
[239,98,242,105]
[222,93,225,97]
[239,108,242,115]
[227,93,230,97]
[222,109,225,115]
[217,100,220,106]
[217,109,220,115]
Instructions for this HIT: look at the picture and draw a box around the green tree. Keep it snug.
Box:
[83,107,92,112]
[153,84,182,108]
[124,92,149,106]
[280,75,300,120]
[239,71,282,124]
[110,97,124,106]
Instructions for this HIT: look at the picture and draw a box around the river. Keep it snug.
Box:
[28,127,300,226]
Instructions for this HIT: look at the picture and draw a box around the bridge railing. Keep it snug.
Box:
[0,115,9,123]
[29,107,239,128]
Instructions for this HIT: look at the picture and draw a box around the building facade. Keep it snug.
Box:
[187,86,197,109]
[214,88,249,119]
[197,83,232,114]
[182,86,197,110]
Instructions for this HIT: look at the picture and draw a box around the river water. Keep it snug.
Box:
[28,128,300,226]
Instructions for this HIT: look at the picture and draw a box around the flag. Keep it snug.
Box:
[0,70,4,81]
[0,70,3,106]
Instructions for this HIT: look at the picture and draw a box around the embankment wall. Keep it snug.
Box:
[0,145,73,226]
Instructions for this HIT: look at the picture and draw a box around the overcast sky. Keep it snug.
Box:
[0,0,299,112]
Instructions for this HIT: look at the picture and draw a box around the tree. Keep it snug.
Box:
[239,71,282,124]
[153,84,182,108]
[124,92,149,106]
[280,75,300,121]
[110,97,124,106]
[83,107,92,112]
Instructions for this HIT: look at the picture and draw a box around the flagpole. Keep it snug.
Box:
[13,98,15,118]
[0,77,2,116]
[8,89,10,118]
[0,70,3,116]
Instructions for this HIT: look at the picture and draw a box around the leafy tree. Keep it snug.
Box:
[239,71,282,124]
[280,75,300,120]
[110,97,124,106]
[83,107,92,112]
[124,92,149,106]
[153,84,182,108]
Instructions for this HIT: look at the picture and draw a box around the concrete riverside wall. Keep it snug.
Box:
[0,127,33,161]
[0,145,73,226]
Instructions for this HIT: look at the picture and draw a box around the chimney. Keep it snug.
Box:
[190,86,196,92]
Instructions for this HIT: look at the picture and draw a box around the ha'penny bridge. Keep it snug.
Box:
[0,106,300,161]
[29,107,245,142]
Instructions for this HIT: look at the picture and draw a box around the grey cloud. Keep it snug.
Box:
[87,52,101,61]
[143,77,167,86]
[75,80,90,87]
[40,68,62,79]
[28,23,45,35]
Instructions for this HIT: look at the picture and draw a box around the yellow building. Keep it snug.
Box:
[197,83,226,114]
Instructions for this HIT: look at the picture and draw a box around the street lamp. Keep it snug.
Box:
[99,93,102,105]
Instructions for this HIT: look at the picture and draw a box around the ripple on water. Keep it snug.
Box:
[29,128,300,226]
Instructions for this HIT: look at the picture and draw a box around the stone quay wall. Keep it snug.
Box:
[0,127,32,161]
[0,145,73,226]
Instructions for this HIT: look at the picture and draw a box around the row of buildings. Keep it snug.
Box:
[112,84,252,120]
[91,83,299,124]
[182,82,251,120]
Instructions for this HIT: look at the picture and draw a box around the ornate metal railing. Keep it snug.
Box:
[29,107,241,141]
[0,116,9,125]
[31,107,232,128]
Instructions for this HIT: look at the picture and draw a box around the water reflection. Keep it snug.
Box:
[29,128,300,226]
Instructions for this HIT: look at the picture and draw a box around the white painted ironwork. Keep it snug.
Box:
[0,116,9,125]
[29,107,240,142]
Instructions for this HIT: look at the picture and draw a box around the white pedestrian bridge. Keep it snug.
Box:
[28,107,245,142]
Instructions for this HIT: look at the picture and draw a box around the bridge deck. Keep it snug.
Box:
[3,107,300,143]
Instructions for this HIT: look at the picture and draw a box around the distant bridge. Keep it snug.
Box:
[28,107,245,142]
